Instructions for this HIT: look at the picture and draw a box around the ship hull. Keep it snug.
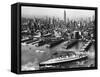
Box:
[39,56,88,66]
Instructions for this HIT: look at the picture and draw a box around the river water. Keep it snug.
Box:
[21,40,95,71]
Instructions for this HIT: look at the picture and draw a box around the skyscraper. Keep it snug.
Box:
[64,10,66,24]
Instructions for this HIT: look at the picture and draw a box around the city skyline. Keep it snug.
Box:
[22,6,95,20]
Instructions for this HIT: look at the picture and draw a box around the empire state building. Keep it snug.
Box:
[64,10,66,24]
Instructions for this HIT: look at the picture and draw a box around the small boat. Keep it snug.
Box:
[47,38,65,48]
[65,39,79,49]
[80,40,93,52]
[35,40,46,47]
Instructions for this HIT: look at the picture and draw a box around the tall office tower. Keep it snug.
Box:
[64,10,66,24]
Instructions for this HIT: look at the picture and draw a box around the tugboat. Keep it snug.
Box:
[47,38,65,48]
[65,39,79,49]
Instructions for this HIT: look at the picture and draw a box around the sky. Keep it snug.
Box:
[21,6,95,20]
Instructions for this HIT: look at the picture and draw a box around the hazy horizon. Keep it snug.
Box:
[22,6,95,20]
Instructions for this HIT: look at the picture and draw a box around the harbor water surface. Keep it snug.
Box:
[21,40,95,70]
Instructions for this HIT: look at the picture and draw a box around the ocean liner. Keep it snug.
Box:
[39,53,88,66]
